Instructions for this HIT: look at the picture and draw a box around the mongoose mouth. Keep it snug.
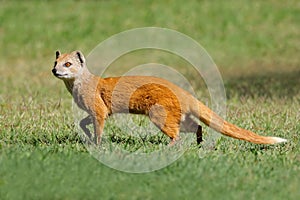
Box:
[52,69,68,78]
[55,74,65,78]
[54,73,69,79]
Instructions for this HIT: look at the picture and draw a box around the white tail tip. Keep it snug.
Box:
[271,137,288,144]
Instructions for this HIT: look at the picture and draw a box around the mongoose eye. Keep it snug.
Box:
[64,62,72,67]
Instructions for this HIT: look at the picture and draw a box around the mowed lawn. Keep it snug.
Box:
[0,1,299,199]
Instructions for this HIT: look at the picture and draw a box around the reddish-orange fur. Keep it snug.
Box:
[52,51,286,145]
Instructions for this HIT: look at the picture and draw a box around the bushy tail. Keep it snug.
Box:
[192,101,287,144]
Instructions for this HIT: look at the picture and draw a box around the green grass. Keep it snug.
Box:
[0,0,299,199]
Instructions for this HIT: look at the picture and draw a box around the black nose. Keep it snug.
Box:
[52,68,57,75]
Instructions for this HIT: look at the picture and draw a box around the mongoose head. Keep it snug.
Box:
[52,50,86,80]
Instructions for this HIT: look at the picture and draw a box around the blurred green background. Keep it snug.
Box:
[0,0,299,199]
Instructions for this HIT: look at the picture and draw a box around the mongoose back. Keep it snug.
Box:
[52,50,287,145]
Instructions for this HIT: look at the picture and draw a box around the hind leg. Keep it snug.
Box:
[162,122,181,145]
[196,126,202,144]
[148,104,181,145]
[151,117,181,145]
[195,125,202,145]
[181,115,203,145]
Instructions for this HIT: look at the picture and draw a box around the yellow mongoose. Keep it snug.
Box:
[52,50,287,145]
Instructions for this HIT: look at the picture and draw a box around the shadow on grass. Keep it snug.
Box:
[224,70,300,99]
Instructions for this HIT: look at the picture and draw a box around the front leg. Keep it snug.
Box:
[93,115,106,145]
[79,115,93,142]
[92,97,109,145]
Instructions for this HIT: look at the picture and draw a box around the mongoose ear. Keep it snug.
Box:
[56,50,61,59]
[76,51,85,64]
